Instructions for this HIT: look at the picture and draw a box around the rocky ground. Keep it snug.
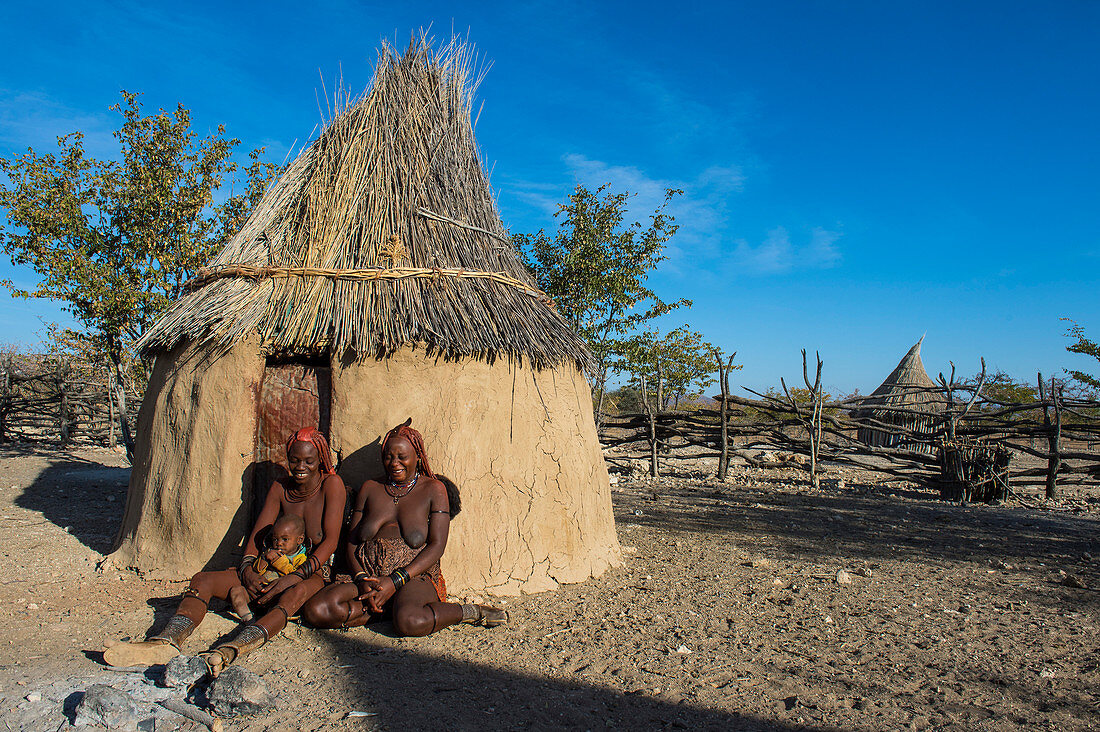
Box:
[1,444,1098,731]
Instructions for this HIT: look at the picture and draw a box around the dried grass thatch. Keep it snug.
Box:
[138,36,590,371]
[854,336,943,452]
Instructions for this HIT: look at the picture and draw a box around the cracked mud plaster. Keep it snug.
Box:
[330,348,621,595]
[112,343,621,592]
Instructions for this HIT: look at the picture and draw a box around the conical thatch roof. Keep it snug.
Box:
[138,38,590,371]
[856,336,941,415]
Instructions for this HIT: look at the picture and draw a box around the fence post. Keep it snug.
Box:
[714,349,736,480]
[1037,374,1062,501]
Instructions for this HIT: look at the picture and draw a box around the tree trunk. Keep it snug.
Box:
[0,356,10,444]
[57,359,71,445]
[107,367,117,448]
[640,373,659,477]
[110,354,135,463]
[594,363,609,431]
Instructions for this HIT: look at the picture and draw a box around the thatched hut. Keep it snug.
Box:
[110,39,621,595]
[854,336,942,454]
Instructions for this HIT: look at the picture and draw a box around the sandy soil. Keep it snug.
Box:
[1,444,1098,731]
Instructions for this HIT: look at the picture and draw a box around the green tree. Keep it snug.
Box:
[0,91,280,456]
[515,184,689,417]
[1063,319,1100,390]
[617,326,716,410]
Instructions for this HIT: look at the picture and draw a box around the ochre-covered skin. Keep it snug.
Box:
[110,339,263,577]
[110,343,621,594]
[328,348,621,595]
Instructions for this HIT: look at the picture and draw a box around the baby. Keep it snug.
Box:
[229,514,309,622]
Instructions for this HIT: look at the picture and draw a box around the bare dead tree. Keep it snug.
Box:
[780,350,824,489]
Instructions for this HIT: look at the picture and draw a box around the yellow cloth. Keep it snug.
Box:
[254,548,307,578]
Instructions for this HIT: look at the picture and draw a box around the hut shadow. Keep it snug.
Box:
[309,629,813,731]
[11,449,129,554]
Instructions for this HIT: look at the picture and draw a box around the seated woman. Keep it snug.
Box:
[105,427,346,674]
[302,421,506,635]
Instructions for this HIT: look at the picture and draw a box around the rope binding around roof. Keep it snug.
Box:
[184,264,554,307]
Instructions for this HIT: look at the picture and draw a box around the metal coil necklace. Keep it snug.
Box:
[385,472,419,503]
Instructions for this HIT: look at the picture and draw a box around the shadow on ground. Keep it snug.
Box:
[614,478,1100,611]
[9,447,129,554]
[308,628,817,732]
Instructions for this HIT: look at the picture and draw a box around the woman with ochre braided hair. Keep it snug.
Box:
[302,420,507,635]
[105,427,346,675]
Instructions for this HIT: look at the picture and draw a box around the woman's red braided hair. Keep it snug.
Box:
[286,427,336,475]
[381,421,435,479]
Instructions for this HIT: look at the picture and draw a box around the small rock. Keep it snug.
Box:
[621,546,637,554]
[74,684,141,729]
[298,669,311,679]
[823,615,834,624]
[836,570,853,585]
[633,509,643,516]
[25,692,41,702]
[743,558,771,568]
[853,567,873,577]
[675,645,692,654]
[1039,668,1056,679]
[958,604,971,614]
[162,655,207,689]
[209,666,275,717]
[26,603,38,610]
[1059,571,1087,589]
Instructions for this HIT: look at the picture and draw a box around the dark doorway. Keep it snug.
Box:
[252,357,331,523]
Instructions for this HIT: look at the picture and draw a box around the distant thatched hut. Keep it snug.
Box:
[854,337,942,454]
[110,39,621,595]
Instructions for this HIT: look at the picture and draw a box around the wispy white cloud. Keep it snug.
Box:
[0,89,116,156]
[732,225,843,274]
[560,153,744,267]
[502,152,842,278]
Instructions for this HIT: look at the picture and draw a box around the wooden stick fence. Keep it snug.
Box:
[0,355,140,446]
[599,378,1100,500]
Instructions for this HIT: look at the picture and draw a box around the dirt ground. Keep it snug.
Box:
[1,444,1098,731]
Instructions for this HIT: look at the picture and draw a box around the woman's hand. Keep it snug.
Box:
[355,577,382,603]
[240,565,265,599]
[256,573,302,605]
[361,576,396,613]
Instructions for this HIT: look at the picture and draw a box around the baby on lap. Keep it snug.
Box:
[229,514,308,622]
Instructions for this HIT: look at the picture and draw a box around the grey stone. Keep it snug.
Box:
[74,684,141,729]
[209,666,275,718]
[162,655,207,689]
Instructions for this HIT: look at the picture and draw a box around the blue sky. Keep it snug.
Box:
[1,1,1097,394]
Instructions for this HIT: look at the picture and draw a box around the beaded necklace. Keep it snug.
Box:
[384,472,419,503]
